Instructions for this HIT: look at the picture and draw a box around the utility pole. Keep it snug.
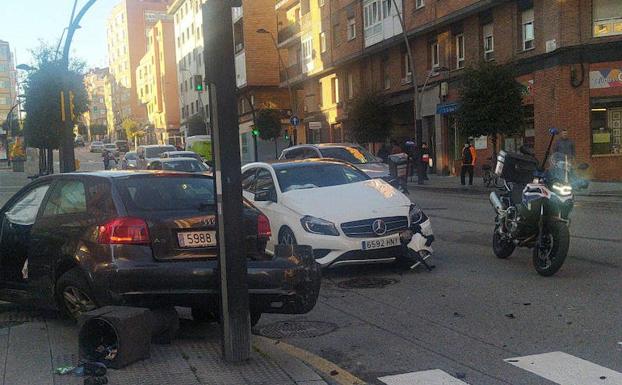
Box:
[203,0,250,362]
[59,0,97,173]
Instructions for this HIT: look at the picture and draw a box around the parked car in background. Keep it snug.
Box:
[103,143,119,158]
[147,158,210,173]
[120,151,138,170]
[241,159,434,268]
[279,143,391,180]
[161,151,203,162]
[0,172,320,324]
[115,140,129,153]
[136,144,177,169]
[74,135,85,147]
[89,141,104,153]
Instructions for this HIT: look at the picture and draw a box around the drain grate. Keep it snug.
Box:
[258,321,338,339]
[337,277,398,289]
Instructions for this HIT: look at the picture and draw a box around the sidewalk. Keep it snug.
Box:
[407,174,622,198]
[0,303,335,385]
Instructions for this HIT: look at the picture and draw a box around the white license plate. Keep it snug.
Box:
[177,231,217,248]
[361,234,401,250]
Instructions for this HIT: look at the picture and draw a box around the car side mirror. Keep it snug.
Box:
[255,189,277,203]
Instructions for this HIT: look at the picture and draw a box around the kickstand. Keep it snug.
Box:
[409,250,435,271]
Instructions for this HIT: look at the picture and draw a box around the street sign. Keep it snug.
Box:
[290,115,300,126]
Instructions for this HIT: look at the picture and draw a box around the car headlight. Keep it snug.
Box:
[409,204,423,224]
[552,183,572,196]
[300,216,339,236]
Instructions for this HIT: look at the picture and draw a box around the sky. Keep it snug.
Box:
[1,0,118,69]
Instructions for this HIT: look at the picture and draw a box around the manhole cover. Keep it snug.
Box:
[258,321,338,339]
[337,277,398,289]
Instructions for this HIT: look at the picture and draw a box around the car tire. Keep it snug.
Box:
[55,267,98,321]
[278,227,297,245]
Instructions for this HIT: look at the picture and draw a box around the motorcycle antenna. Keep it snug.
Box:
[541,127,559,170]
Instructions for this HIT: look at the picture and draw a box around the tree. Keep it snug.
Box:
[255,108,283,158]
[122,117,144,149]
[456,62,525,157]
[348,91,392,144]
[22,43,88,150]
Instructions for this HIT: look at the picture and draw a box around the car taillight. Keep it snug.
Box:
[257,214,271,239]
[97,217,150,245]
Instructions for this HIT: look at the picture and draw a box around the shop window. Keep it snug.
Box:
[591,102,622,155]
[593,0,622,37]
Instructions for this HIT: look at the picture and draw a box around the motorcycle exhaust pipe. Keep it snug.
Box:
[489,191,504,214]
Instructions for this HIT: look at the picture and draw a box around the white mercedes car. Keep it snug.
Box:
[241,159,434,268]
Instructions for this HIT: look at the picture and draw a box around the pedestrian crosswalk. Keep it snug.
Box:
[378,351,622,385]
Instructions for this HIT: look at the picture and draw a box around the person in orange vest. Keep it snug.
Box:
[460,141,477,186]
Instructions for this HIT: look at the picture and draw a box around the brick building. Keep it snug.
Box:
[276,0,622,181]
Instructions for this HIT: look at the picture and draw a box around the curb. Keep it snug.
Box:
[253,335,367,385]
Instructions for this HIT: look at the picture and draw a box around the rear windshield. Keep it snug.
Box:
[162,160,208,172]
[145,146,176,158]
[116,176,215,212]
[171,152,201,160]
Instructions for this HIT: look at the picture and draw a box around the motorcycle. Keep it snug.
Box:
[488,128,589,276]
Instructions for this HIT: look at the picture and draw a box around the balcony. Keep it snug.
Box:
[277,13,311,47]
[278,22,301,43]
[280,63,302,83]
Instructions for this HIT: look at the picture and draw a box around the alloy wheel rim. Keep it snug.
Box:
[62,286,96,319]
[282,231,295,245]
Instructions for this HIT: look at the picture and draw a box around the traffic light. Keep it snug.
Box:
[69,91,75,119]
[284,131,290,140]
[251,127,259,137]
[194,75,204,91]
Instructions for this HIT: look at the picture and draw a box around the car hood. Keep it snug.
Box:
[280,179,411,223]
[356,162,390,178]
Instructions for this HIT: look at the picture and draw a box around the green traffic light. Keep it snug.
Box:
[252,129,259,136]
[196,84,203,91]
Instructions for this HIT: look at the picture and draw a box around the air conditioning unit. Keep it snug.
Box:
[545,39,557,53]
[400,74,412,85]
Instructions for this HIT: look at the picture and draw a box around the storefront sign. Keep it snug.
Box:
[473,136,488,150]
[308,121,322,130]
[436,102,461,115]
[589,68,622,89]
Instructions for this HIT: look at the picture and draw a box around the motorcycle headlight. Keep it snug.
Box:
[300,216,339,236]
[409,204,423,224]
[552,183,573,196]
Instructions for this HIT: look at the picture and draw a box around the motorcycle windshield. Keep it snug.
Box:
[547,152,573,183]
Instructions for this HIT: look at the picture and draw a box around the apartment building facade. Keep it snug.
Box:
[276,0,622,181]
[83,68,109,140]
[106,0,170,139]
[136,19,180,144]
[0,40,16,129]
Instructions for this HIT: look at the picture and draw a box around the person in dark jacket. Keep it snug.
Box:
[460,142,477,186]
[421,142,430,181]
[553,128,576,160]
[377,143,390,162]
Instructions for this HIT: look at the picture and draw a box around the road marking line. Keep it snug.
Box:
[505,351,622,384]
[379,370,469,385]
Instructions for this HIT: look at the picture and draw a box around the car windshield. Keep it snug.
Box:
[124,152,137,160]
[275,163,370,192]
[162,159,208,172]
[171,152,200,160]
[319,146,379,164]
[116,176,215,212]
[145,146,176,158]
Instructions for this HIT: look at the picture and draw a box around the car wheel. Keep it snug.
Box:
[55,267,98,321]
[278,227,297,245]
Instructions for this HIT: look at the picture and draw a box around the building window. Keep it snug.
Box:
[416,0,424,9]
[347,72,354,99]
[347,18,356,40]
[455,34,465,69]
[593,0,622,37]
[301,35,314,73]
[363,0,383,36]
[591,102,622,155]
[483,23,494,61]
[331,77,340,104]
[320,32,327,53]
[431,41,439,69]
[522,8,535,51]
[401,51,412,84]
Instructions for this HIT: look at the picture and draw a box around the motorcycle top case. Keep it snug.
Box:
[495,150,538,184]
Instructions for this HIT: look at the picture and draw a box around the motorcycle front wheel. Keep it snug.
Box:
[493,229,515,259]
[532,221,570,276]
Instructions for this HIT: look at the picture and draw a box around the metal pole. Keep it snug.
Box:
[203,0,250,362]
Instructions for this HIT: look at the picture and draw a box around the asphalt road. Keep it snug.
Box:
[257,189,622,385]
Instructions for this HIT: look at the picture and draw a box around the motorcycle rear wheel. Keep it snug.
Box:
[493,230,515,259]
[532,222,570,277]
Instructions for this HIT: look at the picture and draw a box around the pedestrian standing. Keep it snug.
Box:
[102,150,110,170]
[421,143,430,181]
[553,128,576,160]
[460,142,477,186]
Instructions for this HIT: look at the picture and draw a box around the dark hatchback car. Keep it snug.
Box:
[0,171,320,324]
